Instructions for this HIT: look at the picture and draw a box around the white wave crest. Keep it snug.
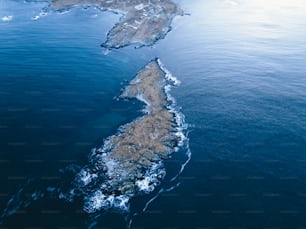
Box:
[1,16,13,22]
[78,169,98,186]
[84,191,130,213]
[136,162,165,193]
[32,12,48,20]
[157,59,181,86]
[158,59,188,149]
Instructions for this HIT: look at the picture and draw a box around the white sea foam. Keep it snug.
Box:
[142,182,180,213]
[114,195,130,210]
[1,16,13,22]
[170,146,192,182]
[1,182,44,220]
[104,158,118,177]
[78,169,97,186]
[158,59,188,149]
[153,58,192,199]
[32,11,48,20]
[84,191,109,213]
[103,48,111,55]
[32,16,40,20]
[136,162,164,194]
[2,59,190,220]
[136,177,153,192]
[157,59,181,86]
[84,191,130,213]
[136,94,151,114]
[0,59,191,223]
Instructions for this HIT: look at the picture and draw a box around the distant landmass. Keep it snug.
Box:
[49,0,183,49]
[1,0,188,222]
[42,0,187,213]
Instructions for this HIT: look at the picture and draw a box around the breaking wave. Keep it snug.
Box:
[1,15,13,22]
[58,59,190,216]
[0,59,191,228]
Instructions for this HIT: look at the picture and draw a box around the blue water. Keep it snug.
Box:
[1,0,306,228]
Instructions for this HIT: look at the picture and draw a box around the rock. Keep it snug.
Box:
[69,59,184,213]
[49,0,183,49]
[120,183,135,195]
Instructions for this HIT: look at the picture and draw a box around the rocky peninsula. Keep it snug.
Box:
[49,0,183,49]
[70,59,183,213]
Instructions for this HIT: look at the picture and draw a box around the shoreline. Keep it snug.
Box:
[47,0,183,49]
[65,58,186,213]
[0,1,190,226]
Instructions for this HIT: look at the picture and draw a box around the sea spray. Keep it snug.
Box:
[1,59,191,229]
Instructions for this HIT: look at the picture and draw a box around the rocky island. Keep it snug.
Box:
[48,0,186,215]
[0,0,188,224]
[68,59,183,213]
[49,0,183,49]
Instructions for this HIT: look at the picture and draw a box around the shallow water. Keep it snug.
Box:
[1,0,306,228]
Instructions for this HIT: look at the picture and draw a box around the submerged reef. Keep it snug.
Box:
[66,59,184,213]
[49,0,183,49]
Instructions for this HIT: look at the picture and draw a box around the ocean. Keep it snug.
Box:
[1,0,306,228]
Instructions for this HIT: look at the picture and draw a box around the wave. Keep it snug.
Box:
[50,59,191,219]
[0,179,44,221]
[0,59,191,229]
[32,11,48,20]
[1,15,13,22]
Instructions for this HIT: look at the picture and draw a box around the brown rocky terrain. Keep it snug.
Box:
[73,59,181,214]
[92,59,179,196]
[49,0,183,49]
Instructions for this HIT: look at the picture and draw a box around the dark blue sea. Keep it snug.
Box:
[1,0,306,228]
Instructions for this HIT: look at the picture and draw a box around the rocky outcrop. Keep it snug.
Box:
[49,0,183,49]
[71,59,182,213]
